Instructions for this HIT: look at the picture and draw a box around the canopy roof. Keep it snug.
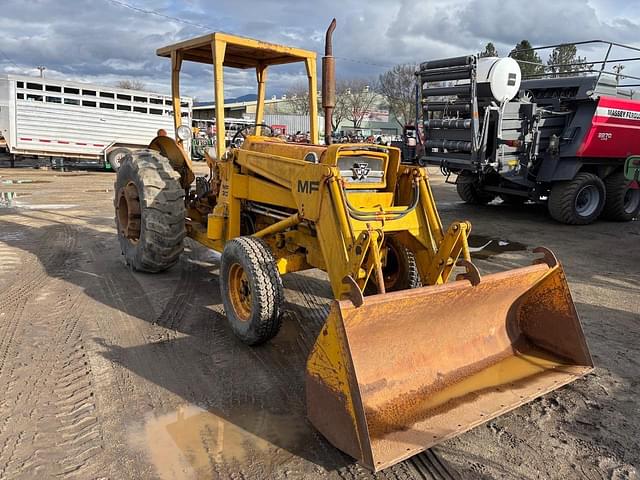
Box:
[157,32,316,69]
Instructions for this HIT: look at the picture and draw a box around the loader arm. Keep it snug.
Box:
[231,139,472,300]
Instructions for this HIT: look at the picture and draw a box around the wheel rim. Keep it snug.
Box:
[382,242,403,290]
[623,187,640,214]
[117,182,141,243]
[228,263,252,321]
[112,152,126,166]
[575,185,600,217]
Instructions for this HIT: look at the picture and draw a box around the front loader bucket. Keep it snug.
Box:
[306,250,593,472]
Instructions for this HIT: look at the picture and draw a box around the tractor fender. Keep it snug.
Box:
[536,158,583,183]
[148,135,195,189]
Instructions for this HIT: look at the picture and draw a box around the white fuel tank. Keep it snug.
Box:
[476,57,522,102]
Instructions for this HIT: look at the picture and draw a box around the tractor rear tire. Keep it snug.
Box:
[548,172,605,225]
[602,170,640,221]
[220,237,284,345]
[114,149,185,272]
[365,237,421,295]
[456,175,495,204]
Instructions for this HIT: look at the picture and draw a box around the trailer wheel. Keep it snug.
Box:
[456,174,495,204]
[220,237,284,345]
[114,149,185,272]
[548,172,605,225]
[602,170,640,221]
[108,147,131,172]
[365,237,420,295]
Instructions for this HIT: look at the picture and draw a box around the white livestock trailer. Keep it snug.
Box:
[0,74,192,169]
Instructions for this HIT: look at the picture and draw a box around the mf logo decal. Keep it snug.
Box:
[598,132,613,141]
[351,162,371,181]
[297,179,320,194]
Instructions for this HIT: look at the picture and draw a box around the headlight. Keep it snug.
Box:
[177,125,192,141]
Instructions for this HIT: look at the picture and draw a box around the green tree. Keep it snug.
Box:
[480,42,499,58]
[547,44,592,77]
[510,40,544,78]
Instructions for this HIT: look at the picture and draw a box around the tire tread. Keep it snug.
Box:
[548,172,605,225]
[602,170,640,221]
[220,237,283,345]
[114,149,185,272]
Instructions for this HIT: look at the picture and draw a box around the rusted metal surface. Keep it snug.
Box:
[455,259,481,286]
[306,253,593,471]
[116,182,141,243]
[322,19,337,145]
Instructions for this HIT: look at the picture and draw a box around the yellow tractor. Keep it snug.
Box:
[114,22,594,472]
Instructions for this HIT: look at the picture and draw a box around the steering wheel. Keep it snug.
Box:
[231,123,274,148]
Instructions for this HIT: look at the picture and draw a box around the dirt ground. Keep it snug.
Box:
[0,160,638,480]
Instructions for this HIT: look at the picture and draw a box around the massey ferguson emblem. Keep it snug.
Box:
[352,162,371,181]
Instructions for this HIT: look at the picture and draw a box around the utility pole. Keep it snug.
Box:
[37,66,46,78]
[613,64,625,85]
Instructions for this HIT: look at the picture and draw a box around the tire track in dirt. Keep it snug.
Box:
[0,223,74,379]
[0,293,101,479]
[77,236,185,479]
[84,238,177,401]
[407,450,461,480]
[0,222,105,479]
[154,253,199,333]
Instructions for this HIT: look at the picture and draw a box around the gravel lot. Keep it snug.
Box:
[0,161,637,479]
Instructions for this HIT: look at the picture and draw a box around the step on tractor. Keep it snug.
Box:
[417,41,640,224]
[113,22,593,471]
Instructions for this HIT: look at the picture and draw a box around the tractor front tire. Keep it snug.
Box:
[220,237,284,345]
[365,237,420,295]
[114,149,185,272]
[456,175,495,204]
[548,172,606,225]
[602,170,640,221]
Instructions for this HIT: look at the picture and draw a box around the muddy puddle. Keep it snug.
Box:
[132,405,307,479]
[468,234,527,259]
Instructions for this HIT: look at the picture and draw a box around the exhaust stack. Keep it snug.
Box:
[322,19,337,145]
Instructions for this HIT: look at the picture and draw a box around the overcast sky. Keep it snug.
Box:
[1,0,639,100]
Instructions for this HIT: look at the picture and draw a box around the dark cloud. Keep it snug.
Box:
[1,0,639,100]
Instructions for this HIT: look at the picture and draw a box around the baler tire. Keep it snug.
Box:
[602,170,640,221]
[114,149,185,272]
[365,237,421,295]
[548,172,605,225]
[220,237,284,346]
[456,177,495,205]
